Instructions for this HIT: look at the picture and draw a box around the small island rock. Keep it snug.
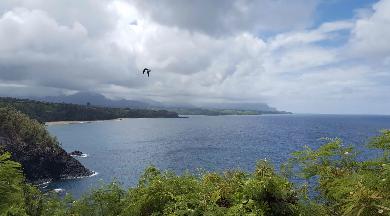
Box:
[70,150,84,156]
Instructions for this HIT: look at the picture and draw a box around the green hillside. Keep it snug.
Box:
[0,97,179,122]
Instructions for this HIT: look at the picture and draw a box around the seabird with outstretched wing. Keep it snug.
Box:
[142,68,151,77]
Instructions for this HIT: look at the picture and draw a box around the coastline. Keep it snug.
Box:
[45,119,118,126]
[45,116,188,126]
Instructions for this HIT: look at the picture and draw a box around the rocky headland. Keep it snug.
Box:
[0,107,92,183]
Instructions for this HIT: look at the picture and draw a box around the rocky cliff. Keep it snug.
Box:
[0,107,92,183]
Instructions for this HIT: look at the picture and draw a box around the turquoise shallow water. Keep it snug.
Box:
[46,114,390,197]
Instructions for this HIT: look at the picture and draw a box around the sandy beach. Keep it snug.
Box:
[45,119,122,126]
[45,121,94,126]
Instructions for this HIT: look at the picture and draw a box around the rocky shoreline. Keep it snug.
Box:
[0,135,92,183]
[0,107,93,184]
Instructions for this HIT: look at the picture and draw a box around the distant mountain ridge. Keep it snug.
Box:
[38,92,287,114]
[201,102,277,112]
[40,92,156,109]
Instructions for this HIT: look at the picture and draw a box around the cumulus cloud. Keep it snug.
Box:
[349,0,390,59]
[130,0,319,36]
[0,7,141,92]
[0,0,115,37]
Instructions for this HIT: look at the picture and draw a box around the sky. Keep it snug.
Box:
[0,0,389,114]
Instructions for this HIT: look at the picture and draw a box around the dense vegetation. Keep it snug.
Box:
[0,97,179,122]
[0,106,388,215]
[284,132,390,215]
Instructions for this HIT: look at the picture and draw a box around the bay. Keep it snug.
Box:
[46,114,390,197]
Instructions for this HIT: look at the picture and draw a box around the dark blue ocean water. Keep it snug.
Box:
[46,114,390,197]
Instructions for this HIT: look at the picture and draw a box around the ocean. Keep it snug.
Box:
[46,114,390,197]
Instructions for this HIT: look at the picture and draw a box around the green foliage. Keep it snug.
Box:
[369,129,390,161]
[70,182,125,216]
[0,156,310,216]
[0,152,25,214]
[0,151,75,216]
[97,161,305,216]
[287,130,390,216]
[0,106,60,149]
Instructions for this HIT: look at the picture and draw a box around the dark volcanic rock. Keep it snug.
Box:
[69,150,83,156]
[0,135,92,182]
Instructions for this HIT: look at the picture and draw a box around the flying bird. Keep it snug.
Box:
[142,68,151,77]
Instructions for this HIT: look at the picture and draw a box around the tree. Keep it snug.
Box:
[0,152,26,214]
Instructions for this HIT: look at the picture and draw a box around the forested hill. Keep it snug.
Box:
[0,97,179,122]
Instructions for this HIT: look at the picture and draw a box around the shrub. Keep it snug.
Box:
[287,130,390,216]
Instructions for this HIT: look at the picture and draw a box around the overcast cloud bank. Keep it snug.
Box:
[0,0,389,114]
